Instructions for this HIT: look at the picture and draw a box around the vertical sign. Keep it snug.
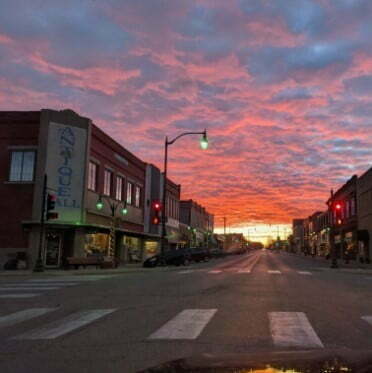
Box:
[45,122,87,222]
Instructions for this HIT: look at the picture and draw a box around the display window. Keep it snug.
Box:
[123,236,142,263]
[85,233,109,256]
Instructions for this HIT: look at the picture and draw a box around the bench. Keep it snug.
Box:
[65,256,118,270]
[65,256,103,270]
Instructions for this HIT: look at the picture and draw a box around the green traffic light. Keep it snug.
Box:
[122,207,128,215]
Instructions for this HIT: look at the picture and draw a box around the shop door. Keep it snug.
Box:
[44,232,62,268]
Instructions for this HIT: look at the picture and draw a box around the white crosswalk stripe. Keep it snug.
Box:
[148,309,217,340]
[297,271,312,275]
[0,294,40,298]
[27,275,115,282]
[237,269,251,273]
[361,316,372,326]
[268,270,281,274]
[0,287,61,291]
[269,312,324,348]
[12,309,116,340]
[208,270,222,274]
[178,270,195,274]
[0,308,56,328]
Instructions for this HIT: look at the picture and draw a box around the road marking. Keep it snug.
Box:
[12,309,116,340]
[0,308,56,328]
[178,270,195,274]
[361,316,372,326]
[148,309,217,340]
[27,276,114,282]
[269,312,324,348]
[237,269,251,273]
[0,294,40,298]
[0,283,78,287]
[0,287,61,291]
[268,270,281,274]
[298,271,312,275]
[208,270,222,274]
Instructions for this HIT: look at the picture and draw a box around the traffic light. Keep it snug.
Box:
[333,201,343,225]
[46,193,58,220]
[152,201,161,225]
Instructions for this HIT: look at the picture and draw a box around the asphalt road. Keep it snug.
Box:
[0,250,372,372]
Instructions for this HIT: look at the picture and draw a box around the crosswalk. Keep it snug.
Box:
[0,306,371,346]
[177,269,315,275]
[0,275,115,299]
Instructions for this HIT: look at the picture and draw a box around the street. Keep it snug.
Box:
[1,250,372,372]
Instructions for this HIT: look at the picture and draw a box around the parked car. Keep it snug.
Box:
[189,248,211,262]
[143,248,191,268]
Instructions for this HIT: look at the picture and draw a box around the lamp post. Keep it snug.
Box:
[161,130,208,256]
[96,195,128,258]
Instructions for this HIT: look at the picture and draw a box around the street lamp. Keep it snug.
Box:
[161,129,208,256]
[95,195,128,258]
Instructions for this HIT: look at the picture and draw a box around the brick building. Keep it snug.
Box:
[357,167,372,262]
[327,175,358,261]
[179,199,214,247]
[0,109,158,268]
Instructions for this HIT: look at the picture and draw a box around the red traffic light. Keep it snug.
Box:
[47,212,59,220]
[47,193,56,211]
[335,203,342,210]
[153,201,161,210]
[152,216,160,225]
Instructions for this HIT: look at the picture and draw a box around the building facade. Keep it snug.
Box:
[292,219,304,253]
[179,199,214,247]
[357,167,372,263]
[0,109,154,268]
[327,175,358,261]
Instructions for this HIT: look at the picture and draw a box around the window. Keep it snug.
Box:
[135,186,141,208]
[116,176,123,201]
[351,197,356,216]
[103,169,112,196]
[88,162,98,191]
[9,150,36,182]
[126,182,133,204]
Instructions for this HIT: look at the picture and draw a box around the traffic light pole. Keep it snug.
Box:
[160,130,208,258]
[34,174,47,272]
[160,137,168,258]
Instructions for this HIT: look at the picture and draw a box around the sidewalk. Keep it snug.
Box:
[289,252,372,274]
[0,263,172,277]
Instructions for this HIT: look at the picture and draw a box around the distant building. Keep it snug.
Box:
[357,167,372,263]
[327,175,358,261]
[179,199,214,247]
[292,219,305,253]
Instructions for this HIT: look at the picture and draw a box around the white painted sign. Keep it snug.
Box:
[45,122,87,223]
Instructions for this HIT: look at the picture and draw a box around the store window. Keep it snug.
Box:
[116,176,123,201]
[88,162,98,191]
[127,182,133,204]
[144,241,159,260]
[123,236,142,262]
[103,169,112,196]
[85,233,109,256]
[135,186,141,208]
[9,150,36,182]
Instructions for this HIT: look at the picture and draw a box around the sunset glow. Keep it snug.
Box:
[1,1,371,233]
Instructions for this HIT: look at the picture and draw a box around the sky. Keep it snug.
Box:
[1,0,371,241]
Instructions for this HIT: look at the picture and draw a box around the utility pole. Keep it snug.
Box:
[223,217,227,235]
[34,174,47,272]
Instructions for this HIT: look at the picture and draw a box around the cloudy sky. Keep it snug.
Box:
[1,0,371,234]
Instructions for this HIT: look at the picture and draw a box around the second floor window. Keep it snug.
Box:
[103,169,112,196]
[116,176,123,201]
[127,182,133,204]
[88,162,97,191]
[9,150,36,182]
[135,186,141,208]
